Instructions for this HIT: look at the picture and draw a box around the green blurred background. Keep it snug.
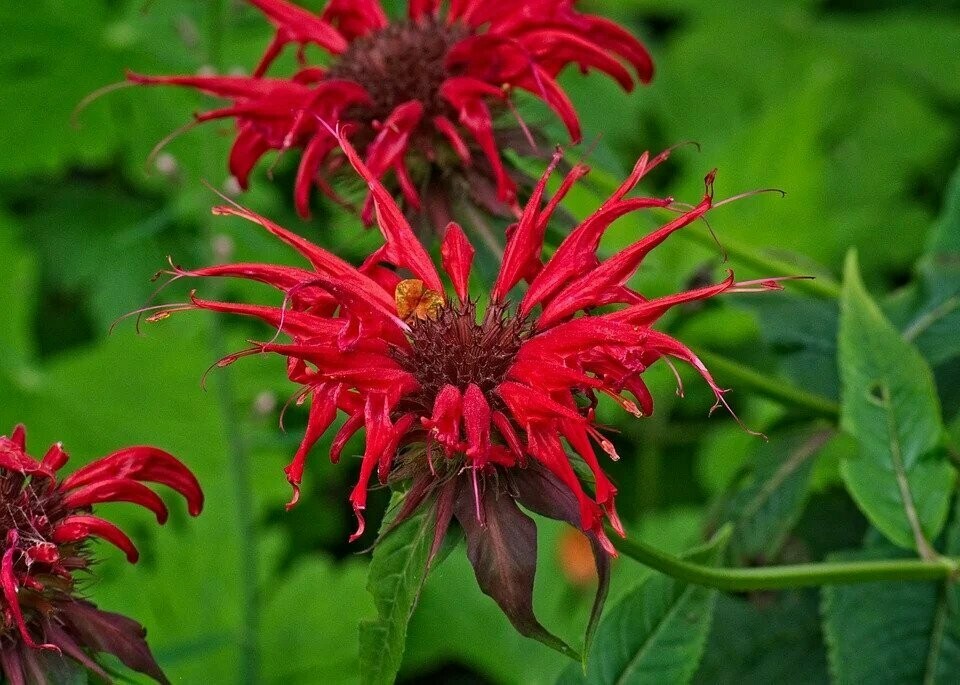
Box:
[2,0,959,683]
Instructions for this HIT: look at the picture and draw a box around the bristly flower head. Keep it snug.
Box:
[127,0,653,226]
[145,134,779,654]
[0,425,203,685]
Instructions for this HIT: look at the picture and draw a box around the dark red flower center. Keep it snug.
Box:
[327,19,469,125]
[395,300,530,411]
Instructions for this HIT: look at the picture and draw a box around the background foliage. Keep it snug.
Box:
[2,0,959,683]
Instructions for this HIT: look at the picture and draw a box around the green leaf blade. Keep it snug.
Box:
[359,495,434,685]
[838,251,954,551]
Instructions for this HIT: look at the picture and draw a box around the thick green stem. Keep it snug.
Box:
[698,350,840,420]
[203,3,260,683]
[615,536,959,591]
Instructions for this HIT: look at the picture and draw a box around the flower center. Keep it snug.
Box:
[395,301,530,411]
[326,19,469,125]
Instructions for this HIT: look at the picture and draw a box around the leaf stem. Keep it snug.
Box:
[697,350,840,420]
[615,535,959,591]
[677,227,842,300]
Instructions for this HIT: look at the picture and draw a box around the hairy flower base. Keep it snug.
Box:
[143,129,784,652]
[127,0,653,225]
[0,426,202,685]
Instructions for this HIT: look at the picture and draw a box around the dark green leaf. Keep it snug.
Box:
[838,250,954,551]
[694,591,830,685]
[710,428,832,564]
[359,494,434,685]
[821,516,960,685]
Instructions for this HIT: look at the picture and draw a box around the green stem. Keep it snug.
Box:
[203,3,260,683]
[615,536,959,591]
[677,227,842,300]
[698,350,840,420]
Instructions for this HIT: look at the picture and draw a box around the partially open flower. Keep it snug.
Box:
[127,0,652,228]
[146,135,772,654]
[0,425,203,685]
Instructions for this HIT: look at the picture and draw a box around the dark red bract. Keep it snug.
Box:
[0,425,203,685]
[147,133,777,653]
[128,0,653,225]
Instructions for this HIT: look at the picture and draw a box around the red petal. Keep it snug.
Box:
[521,195,673,315]
[321,0,388,39]
[10,424,25,450]
[53,515,140,564]
[432,115,472,165]
[294,132,338,219]
[337,131,444,292]
[440,222,475,302]
[538,192,713,327]
[493,149,562,301]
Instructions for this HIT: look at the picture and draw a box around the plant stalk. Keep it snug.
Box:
[615,535,958,591]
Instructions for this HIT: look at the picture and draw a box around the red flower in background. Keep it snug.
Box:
[128,0,652,226]
[146,134,778,653]
[0,425,203,685]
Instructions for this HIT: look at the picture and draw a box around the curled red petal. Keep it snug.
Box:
[62,447,203,517]
[63,479,170,524]
[53,515,140,564]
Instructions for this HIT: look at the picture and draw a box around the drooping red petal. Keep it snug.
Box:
[463,384,492,467]
[53,515,140,564]
[421,384,463,454]
[284,383,343,509]
[348,395,395,541]
[432,115,472,164]
[2,532,59,652]
[294,132,339,219]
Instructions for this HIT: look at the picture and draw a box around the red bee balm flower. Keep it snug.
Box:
[128,0,652,224]
[151,136,767,653]
[0,425,203,685]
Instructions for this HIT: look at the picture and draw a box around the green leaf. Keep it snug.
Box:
[560,529,730,685]
[821,516,960,685]
[694,591,830,685]
[838,250,954,552]
[358,494,434,685]
[260,556,373,684]
[710,428,832,564]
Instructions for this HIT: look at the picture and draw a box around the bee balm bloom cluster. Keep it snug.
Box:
[0,425,202,684]
[150,133,758,650]
[129,0,652,224]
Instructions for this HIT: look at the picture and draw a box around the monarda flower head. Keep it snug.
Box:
[127,0,652,227]
[146,134,776,654]
[0,425,203,684]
